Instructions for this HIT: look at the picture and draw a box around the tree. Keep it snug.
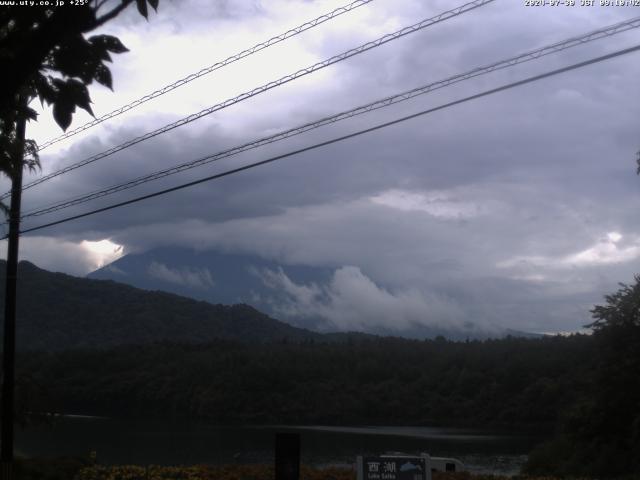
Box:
[584,277,640,473]
[0,1,160,476]
[529,151,640,477]
[589,276,640,330]
[526,277,640,477]
[0,1,158,114]
[1,0,160,184]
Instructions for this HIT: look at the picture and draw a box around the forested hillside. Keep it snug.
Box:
[0,261,318,350]
[4,261,638,477]
[15,335,593,428]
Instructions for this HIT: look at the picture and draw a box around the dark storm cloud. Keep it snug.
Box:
[11,0,640,332]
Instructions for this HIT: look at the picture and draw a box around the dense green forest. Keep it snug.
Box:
[12,291,640,478]
[15,335,592,428]
[2,262,639,477]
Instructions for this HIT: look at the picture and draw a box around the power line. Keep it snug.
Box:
[35,0,375,152]
[12,43,640,239]
[3,0,495,201]
[19,15,640,220]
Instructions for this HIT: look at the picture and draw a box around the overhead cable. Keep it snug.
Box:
[4,0,495,201]
[20,15,640,220]
[12,43,640,238]
[35,0,375,152]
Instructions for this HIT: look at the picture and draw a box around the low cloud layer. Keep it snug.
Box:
[3,1,640,335]
[17,237,122,275]
[147,261,215,290]
[254,265,466,333]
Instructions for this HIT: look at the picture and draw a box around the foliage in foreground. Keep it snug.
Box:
[524,277,640,478]
[15,456,88,480]
[67,464,585,480]
[12,458,620,480]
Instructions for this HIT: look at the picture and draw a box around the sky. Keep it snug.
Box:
[3,0,640,335]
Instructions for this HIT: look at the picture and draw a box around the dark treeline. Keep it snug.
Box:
[525,279,640,478]
[16,334,593,429]
[6,260,640,477]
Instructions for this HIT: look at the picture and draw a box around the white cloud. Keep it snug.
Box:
[103,264,128,276]
[80,239,124,270]
[147,261,215,289]
[253,265,465,332]
[498,231,640,271]
[607,231,622,243]
[9,236,123,275]
[370,189,483,219]
[565,234,640,267]
[254,266,324,306]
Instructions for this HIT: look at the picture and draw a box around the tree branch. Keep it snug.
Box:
[94,0,111,13]
[0,1,136,112]
[93,0,135,29]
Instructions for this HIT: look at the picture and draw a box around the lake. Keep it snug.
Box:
[16,418,544,476]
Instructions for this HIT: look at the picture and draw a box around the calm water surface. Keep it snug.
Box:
[16,418,543,476]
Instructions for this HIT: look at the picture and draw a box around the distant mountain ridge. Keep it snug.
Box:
[0,260,320,351]
[88,247,334,317]
[89,247,542,341]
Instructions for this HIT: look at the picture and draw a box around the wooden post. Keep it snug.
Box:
[275,432,300,480]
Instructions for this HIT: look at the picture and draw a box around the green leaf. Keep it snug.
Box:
[48,34,99,83]
[76,94,94,117]
[94,64,113,90]
[66,80,94,116]
[136,0,148,19]
[23,140,41,173]
[89,34,129,54]
[53,101,74,131]
[52,78,94,125]
[24,107,38,122]
[34,75,56,106]
[88,37,113,62]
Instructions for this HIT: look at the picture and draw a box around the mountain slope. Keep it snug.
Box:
[88,247,333,329]
[89,247,542,340]
[0,260,319,351]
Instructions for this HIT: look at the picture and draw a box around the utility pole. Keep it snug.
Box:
[1,98,27,480]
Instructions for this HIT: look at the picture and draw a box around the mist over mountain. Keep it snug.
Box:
[88,247,539,340]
